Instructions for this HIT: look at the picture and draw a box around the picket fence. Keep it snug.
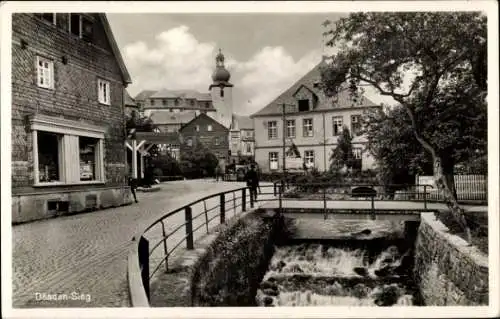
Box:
[416,174,487,201]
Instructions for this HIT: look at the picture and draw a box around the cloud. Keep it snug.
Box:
[123,25,216,95]
[122,25,397,115]
[122,25,322,115]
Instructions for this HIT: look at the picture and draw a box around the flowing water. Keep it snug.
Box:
[256,220,423,307]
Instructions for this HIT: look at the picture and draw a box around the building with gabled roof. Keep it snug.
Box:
[251,59,381,173]
[179,113,230,169]
[11,13,134,223]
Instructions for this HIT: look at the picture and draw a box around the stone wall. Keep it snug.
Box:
[12,186,133,224]
[190,210,284,306]
[413,213,488,305]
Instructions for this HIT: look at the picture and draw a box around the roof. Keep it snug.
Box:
[179,113,229,133]
[149,110,197,125]
[98,14,132,85]
[124,90,137,107]
[134,90,157,101]
[251,60,379,117]
[232,114,253,130]
[150,89,212,101]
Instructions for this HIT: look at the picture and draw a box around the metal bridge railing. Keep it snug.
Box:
[127,181,432,307]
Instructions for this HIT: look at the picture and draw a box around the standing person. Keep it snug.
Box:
[128,176,138,203]
[245,164,260,202]
[214,165,220,182]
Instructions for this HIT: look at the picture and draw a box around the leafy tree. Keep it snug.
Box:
[320,12,487,241]
[149,153,182,176]
[180,139,219,178]
[330,126,356,172]
[363,106,434,191]
[125,110,157,133]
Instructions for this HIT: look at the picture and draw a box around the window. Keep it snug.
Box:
[36,56,54,89]
[36,13,56,24]
[268,121,277,139]
[79,136,99,181]
[37,131,62,182]
[303,118,313,137]
[195,125,200,132]
[214,137,220,146]
[298,99,310,112]
[31,115,105,185]
[286,120,296,138]
[220,89,224,98]
[162,100,167,106]
[351,115,362,136]
[174,99,179,106]
[205,102,210,108]
[269,152,279,170]
[150,99,155,106]
[304,150,315,168]
[190,100,195,106]
[333,116,343,136]
[98,79,110,105]
[207,125,213,132]
[246,142,252,154]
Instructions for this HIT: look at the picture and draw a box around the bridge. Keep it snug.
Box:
[258,199,486,222]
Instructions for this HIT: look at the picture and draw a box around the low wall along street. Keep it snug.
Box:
[12,186,133,224]
[413,213,489,305]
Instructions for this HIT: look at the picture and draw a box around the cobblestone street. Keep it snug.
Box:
[12,180,257,308]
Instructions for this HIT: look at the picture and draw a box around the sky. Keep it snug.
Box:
[107,13,393,116]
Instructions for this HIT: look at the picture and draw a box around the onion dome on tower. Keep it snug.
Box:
[211,49,232,85]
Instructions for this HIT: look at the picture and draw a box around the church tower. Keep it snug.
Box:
[209,49,233,129]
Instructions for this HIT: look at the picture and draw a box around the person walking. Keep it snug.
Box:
[245,164,260,202]
[128,176,139,203]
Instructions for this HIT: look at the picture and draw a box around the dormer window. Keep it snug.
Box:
[298,99,310,112]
